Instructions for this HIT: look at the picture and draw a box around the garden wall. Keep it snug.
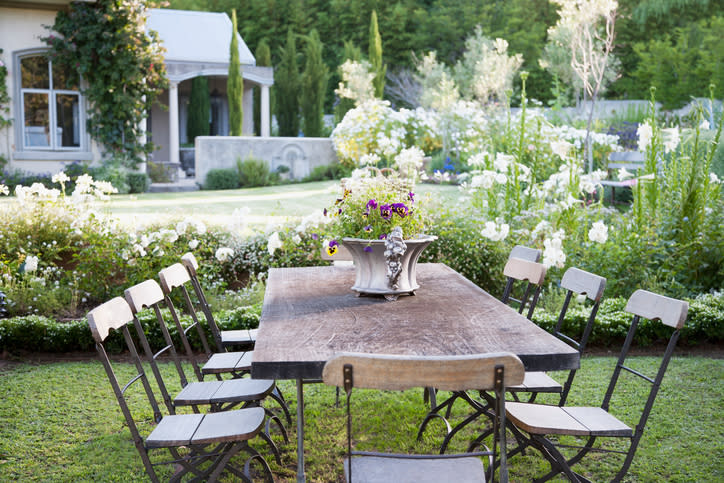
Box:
[194,136,337,184]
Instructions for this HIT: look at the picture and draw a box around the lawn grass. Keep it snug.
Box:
[1,355,721,482]
[102,181,461,228]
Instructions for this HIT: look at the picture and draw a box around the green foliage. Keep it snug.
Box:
[186,76,210,142]
[236,157,271,188]
[300,30,329,137]
[43,0,167,165]
[630,16,724,109]
[228,9,243,136]
[0,48,11,132]
[253,39,272,136]
[203,168,240,190]
[368,10,386,98]
[275,28,301,137]
[302,163,351,182]
[126,172,150,194]
[146,161,173,183]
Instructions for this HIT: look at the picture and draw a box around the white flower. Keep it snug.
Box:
[24,255,39,273]
[550,140,572,160]
[637,122,653,152]
[215,247,234,263]
[0,184,8,196]
[159,229,178,243]
[588,221,609,244]
[132,244,147,257]
[494,153,514,172]
[267,232,282,256]
[467,152,488,168]
[543,235,566,268]
[480,221,510,242]
[662,127,680,154]
[188,239,199,250]
[359,153,381,166]
[700,119,710,130]
[292,234,302,244]
[617,167,634,180]
[52,171,70,185]
[394,146,425,179]
[710,173,720,184]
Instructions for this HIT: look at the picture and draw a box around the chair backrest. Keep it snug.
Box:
[159,263,214,360]
[86,297,163,479]
[180,252,225,351]
[552,267,607,405]
[508,245,541,263]
[600,289,688,480]
[324,352,524,483]
[323,352,525,392]
[501,257,547,320]
[124,279,198,414]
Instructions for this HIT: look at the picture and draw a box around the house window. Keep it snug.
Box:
[19,53,83,150]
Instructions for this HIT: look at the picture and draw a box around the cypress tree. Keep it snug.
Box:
[276,28,300,137]
[300,30,329,137]
[228,9,243,136]
[368,10,386,98]
[186,76,209,143]
[253,39,271,136]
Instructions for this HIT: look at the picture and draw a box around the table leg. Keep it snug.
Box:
[296,378,305,483]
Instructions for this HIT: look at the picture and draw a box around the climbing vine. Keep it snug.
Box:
[43,0,168,166]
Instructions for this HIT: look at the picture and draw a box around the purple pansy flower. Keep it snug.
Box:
[408,192,415,202]
[391,202,408,217]
[379,204,392,220]
[379,233,387,240]
[363,225,373,232]
[366,199,378,210]
[363,246,373,252]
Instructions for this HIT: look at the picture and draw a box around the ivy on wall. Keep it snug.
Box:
[43,0,168,166]
[0,48,10,169]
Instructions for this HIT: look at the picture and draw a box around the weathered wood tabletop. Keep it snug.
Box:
[251,263,579,380]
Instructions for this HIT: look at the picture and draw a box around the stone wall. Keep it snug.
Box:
[194,136,337,184]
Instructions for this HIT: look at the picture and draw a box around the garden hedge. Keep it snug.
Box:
[1,294,720,354]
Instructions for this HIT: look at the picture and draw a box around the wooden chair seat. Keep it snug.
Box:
[201,350,253,375]
[506,402,633,437]
[221,328,258,348]
[174,376,275,406]
[346,454,487,483]
[507,371,562,393]
[146,407,265,448]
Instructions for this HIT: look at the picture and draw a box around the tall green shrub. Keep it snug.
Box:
[228,9,243,136]
[276,28,301,137]
[253,39,272,136]
[300,30,329,137]
[368,10,386,98]
[186,76,210,143]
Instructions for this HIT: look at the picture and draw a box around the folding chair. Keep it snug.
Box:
[181,252,257,351]
[87,297,273,482]
[323,352,525,483]
[417,251,546,443]
[505,289,688,482]
[455,267,606,454]
[500,256,547,321]
[124,279,290,454]
[158,262,253,379]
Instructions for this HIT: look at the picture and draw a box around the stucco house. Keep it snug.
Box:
[0,1,272,177]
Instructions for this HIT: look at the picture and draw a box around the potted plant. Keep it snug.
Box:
[321,166,436,300]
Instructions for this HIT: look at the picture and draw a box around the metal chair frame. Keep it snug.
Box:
[181,252,256,351]
[123,279,290,457]
[87,297,273,483]
[504,289,688,482]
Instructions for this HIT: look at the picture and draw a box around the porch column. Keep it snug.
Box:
[169,81,180,164]
[261,84,270,137]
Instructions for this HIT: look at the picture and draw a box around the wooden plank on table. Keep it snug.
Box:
[252,264,579,380]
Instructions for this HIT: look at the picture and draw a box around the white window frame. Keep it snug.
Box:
[13,49,92,161]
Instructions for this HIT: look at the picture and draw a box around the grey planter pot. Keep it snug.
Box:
[341,229,437,301]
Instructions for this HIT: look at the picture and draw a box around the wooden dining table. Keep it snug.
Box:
[251,263,579,482]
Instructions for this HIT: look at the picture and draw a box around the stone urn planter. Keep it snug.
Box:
[341,227,437,301]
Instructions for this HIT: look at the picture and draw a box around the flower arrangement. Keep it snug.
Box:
[320,167,430,256]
